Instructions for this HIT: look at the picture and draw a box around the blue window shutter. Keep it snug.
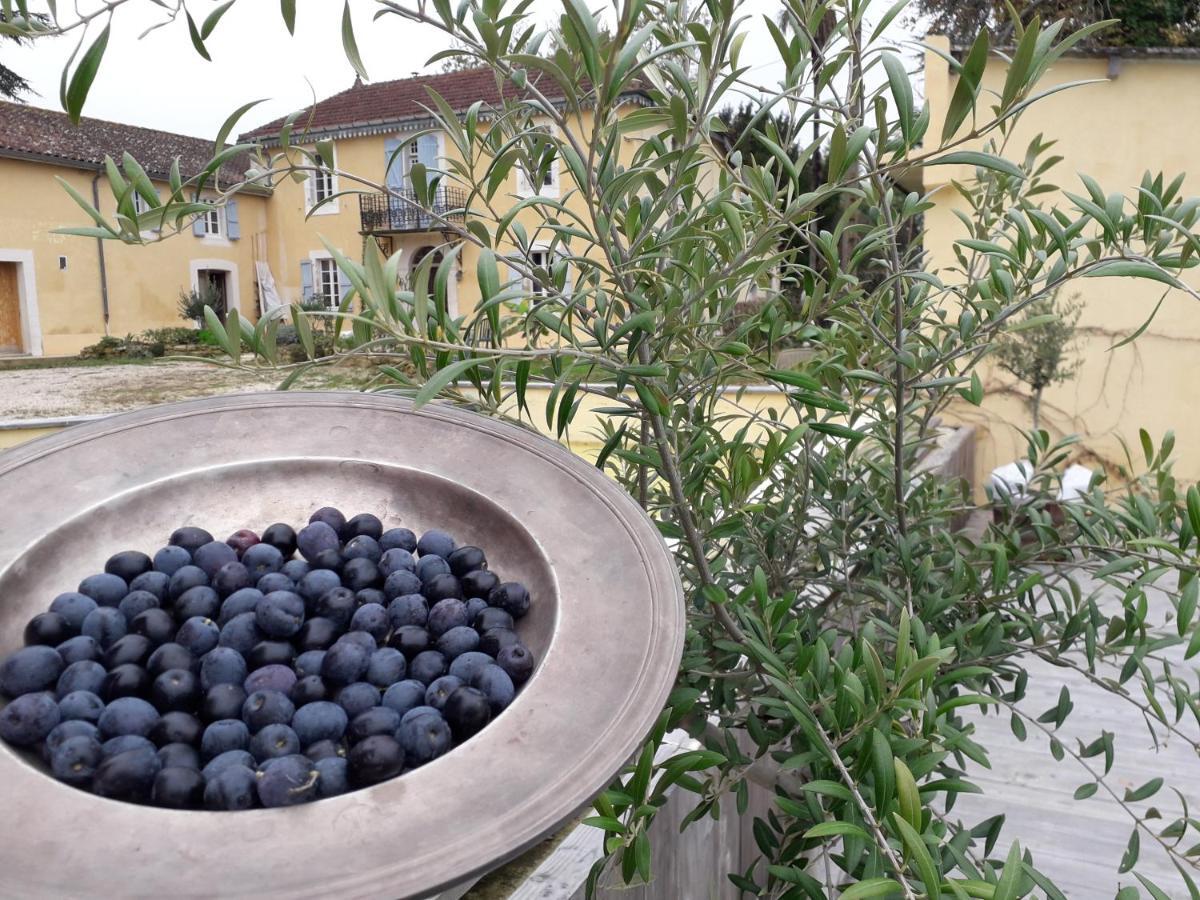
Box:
[384,137,405,192]
[417,133,439,172]
[226,200,240,239]
[300,260,313,300]
[338,266,351,301]
[192,213,205,237]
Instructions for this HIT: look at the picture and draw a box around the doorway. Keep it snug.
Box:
[197,269,229,320]
[409,246,444,282]
[0,262,21,353]
[190,260,240,324]
[408,244,458,316]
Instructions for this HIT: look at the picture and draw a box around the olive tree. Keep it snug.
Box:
[993,291,1081,431]
[16,0,1200,895]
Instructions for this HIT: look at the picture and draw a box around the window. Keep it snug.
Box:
[409,246,445,282]
[518,159,557,195]
[311,168,334,206]
[527,249,551,296]
[316,257,340,307]
[201,206,223,236]
[132,191,162,236]
[517,126,560,198]
[307,142,339,214]
[191,199,232,240]
[505,248,569,298]
[385,134,440,195]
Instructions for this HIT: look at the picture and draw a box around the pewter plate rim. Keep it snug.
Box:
[0,392,684,899]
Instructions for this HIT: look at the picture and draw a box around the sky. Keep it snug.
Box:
[3,1,917,140]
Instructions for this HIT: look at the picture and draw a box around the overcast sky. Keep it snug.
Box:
[4,1,915,139]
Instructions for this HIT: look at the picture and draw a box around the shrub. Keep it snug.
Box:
[195,329,222,348]
[178,284,224,324]
[78,334,164,360]
[140,327,202,347]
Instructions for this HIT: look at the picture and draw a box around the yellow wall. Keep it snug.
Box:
[0,386,800,460]
[263,135,473,309]
[260,108,645,320]
[923,37,1200,485]
[0,156,266,356]
[0,106,644,358]
[0,423,68,449]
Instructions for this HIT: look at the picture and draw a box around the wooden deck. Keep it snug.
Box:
[955,575,1197,897]
[481,574,1199,898]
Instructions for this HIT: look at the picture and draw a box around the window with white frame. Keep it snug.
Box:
[311,167,334,206]
[201,206,223,236]
[316,257,340,307]
[517,126,559,197]
[132,190,163,236]
[307,144,340,214]
[386,137,428,176]
[527,248,552,296]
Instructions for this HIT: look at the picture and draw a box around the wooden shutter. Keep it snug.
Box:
[384,137,405,192]
[226,200,240,239]
[300,260,313,301]
[416,133,439,173]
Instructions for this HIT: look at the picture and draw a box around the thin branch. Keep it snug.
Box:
[995,695,1199,875]
[811,721,919,900]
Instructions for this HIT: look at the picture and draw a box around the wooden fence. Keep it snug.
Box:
[447,730,773,900]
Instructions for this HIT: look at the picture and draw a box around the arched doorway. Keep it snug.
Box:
[409,245,444,282]
[408,244,458,317]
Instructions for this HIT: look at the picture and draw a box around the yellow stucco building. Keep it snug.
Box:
[0,103,269,355]
[0,67,649,357]
[238,68,649,323]
[922,38,1200,484]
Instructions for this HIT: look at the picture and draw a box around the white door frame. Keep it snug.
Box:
[189,258,241,316]
[0,249,42,356]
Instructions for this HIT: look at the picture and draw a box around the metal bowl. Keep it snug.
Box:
[0,392,684,899]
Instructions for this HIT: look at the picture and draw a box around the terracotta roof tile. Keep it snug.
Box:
[0,100,251,184]
[240,67,646,141]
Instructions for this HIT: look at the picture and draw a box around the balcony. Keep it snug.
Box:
[359,188,467,234]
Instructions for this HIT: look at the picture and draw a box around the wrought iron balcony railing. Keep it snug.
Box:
[359,188,467,234]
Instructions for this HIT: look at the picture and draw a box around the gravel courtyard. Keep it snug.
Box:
[0,360,365,419]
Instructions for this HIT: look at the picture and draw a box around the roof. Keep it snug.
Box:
[0,100,254,185]
[949,42,1200,61]
[240,67,650,143]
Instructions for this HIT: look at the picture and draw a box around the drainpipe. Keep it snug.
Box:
[91,171,111,334]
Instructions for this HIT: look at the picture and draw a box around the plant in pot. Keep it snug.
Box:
[995,291,1083,434]
[990,290,1085,523]
[178,283,224,326]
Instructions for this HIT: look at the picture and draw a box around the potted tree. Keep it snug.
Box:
[995,290,1082,433]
